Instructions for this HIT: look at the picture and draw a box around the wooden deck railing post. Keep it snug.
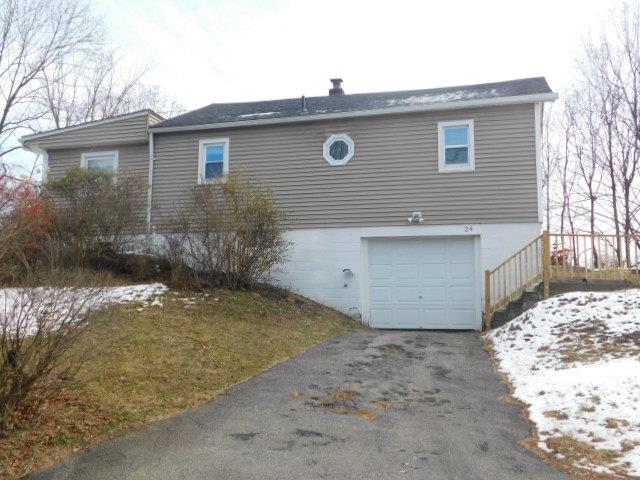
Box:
[542,230,551,299]
[484,270,491,330]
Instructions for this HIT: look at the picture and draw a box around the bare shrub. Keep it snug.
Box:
[163,175,289,290]
[45,168,145,270]
[0,270,109,430]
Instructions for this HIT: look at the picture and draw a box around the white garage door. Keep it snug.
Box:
[368,237,478,329]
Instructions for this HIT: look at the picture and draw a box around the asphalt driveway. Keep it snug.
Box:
[29,331,571,480]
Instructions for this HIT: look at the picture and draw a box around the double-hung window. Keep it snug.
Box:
[81,151,118,173]
[437,120,475,172]
[198,138,229,183]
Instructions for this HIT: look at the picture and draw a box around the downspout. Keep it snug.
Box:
[146,131,154,247]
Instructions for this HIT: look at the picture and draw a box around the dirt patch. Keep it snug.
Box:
[326,390,360,402]
[316,390,381,421]
[370,401,394,411]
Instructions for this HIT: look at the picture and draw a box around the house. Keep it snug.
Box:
[21,77,558,330]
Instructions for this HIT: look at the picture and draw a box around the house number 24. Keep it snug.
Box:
[464,225,474,232]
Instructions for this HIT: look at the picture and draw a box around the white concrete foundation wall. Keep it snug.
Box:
[270,222,541,325]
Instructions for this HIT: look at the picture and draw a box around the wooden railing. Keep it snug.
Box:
[484,234,544,329]
[548,232,640,283]
[484,231,640,329]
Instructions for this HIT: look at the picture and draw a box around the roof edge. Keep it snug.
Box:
[150,92,558,134]
[20,109,164,144]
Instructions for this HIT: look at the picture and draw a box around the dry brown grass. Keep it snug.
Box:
[544,410,569,420]
[0,289,365,479]
[545,436,622,472]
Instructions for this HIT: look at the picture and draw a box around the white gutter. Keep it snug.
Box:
[146,131,154,242]
[149,92,559,134]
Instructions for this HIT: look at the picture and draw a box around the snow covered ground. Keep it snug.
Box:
[1,283,168,336]
[486,290,640,477]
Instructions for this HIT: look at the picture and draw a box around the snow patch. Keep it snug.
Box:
[486,290,640,476]
[1,283,168,336]
[386,88,497,107]
[237,111,279,118]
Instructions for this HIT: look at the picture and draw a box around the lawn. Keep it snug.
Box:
[486,290,640,479]
[0,287,365,479]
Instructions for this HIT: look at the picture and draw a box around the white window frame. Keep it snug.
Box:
[437,119,475,173]
[323,133,355,166]
[80,150,119,173]
[198,138,230,184]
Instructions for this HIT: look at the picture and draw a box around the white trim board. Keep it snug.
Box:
[80,150,119,172]
[149,93,558,133]
[197,137,230,184]
[437,119,475,173]
[323,133,355,166]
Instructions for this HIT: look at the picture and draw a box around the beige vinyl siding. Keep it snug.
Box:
[47,144,150,233]
[29,113,152,150]
[148,112,165,126]
[152,103,538,229]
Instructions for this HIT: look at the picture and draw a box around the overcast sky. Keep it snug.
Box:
[8,0,624,174]
[93,0,620,109]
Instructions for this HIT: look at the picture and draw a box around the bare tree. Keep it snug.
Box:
[576,1,640,263]
[36,49,183,130]
[543,1,640,270]
[573,85,604,265]
[0,0,99,156]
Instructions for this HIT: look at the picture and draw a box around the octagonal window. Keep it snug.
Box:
[323,133,354,165]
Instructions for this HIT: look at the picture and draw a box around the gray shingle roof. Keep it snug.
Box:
[153,77,553,129]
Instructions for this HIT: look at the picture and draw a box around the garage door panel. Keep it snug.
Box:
[422,308,449,328]
[449,286,475,302]
[370,264,392,280]
[450,262,474,279]
[396,264,418,279]
[422,241,447,254]
[421,286,447,302]
[448,239,474,254]
[370,308,393,327]
[368,237,478,330]
[450,308,476,327]
[370,286,392,302]
[421,262,447,279]
[396,286,420,302]
[395,308,421,328]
